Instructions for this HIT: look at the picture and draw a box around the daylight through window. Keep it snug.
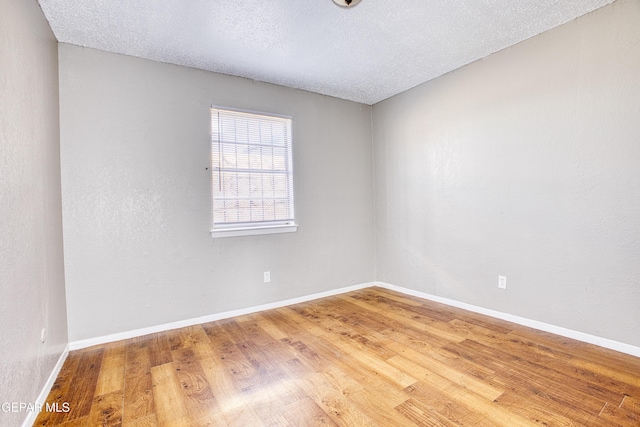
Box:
[211,107,296,237]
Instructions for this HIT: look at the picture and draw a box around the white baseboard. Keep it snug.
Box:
[375,281,640,358]
[68,279,640,359]
[21,344,70,427]
[69,282,375,351]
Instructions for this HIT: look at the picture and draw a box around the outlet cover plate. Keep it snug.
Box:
[498,275,507,289]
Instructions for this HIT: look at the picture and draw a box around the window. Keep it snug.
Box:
[210,107,297,238]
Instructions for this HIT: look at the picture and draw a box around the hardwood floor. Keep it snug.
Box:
[34,287,640,426]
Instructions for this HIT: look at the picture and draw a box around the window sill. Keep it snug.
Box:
[210,224,298,238]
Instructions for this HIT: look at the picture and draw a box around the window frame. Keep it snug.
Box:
[210,106,298,238]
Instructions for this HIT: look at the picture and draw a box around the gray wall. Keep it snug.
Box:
[56,0,639,349]
[59,45,375,342]
[0,0,68,425]
[373,0,640,347]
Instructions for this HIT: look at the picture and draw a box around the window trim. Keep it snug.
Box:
[210,223,298,239]
[210,106,298,238]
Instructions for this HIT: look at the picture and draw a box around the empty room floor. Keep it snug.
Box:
[35,287,640,426]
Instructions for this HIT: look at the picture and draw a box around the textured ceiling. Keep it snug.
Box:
[38,0,614,105]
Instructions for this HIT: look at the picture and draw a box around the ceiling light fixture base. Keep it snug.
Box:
[332,0,363,8]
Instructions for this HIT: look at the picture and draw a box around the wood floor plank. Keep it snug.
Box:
[306,297,401,358]
[401,384,494,427]
[490,335,640,402]
[189,412,229,427]
[347,388,413,427]
[386,344,504,401]
[86,390,123,427]
[56,416,89,427]
[294,371,378,427]
[309,338,413,407]
[330,336,417,389]
[416,373,538,427]
[202,322,263,392]
[145,333,173,368]
[291,303,361,339]
[172,347,220,419]
[599,403,640,427]
[279,337,333,373]
[344,293,466,343]
[177,326,218,361]
[455,338,616,416]
[38,287,640,427]
[509,327,640,377]
[495,389,604,427]
[395,398,460,427]
[34,352,82,426]
[620,395,640,414]
[441,340,615,424]
[320,366,366,399]
[356,289,458,323]
[277,306,329,339]
[256,308,324,344]
[242,359,306,422]
[55,347,105,424]
[363,288,425,307]
[250,399,291,427]
[221,406,262,427]
[250,313,290,341]
[125,414,157,427]
[150,363,190,427]
[283,397,339,427]
[235,314,282,347]
[95,343,126,396]
[569,357,640,389]
[122,339,154,423]
[199,356,247,413]
[608,396,640,427]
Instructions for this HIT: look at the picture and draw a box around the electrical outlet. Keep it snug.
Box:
[264,271,271,283]
[498,275,507,289]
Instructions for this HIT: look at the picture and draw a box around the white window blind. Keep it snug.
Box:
[211,107,295,235]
